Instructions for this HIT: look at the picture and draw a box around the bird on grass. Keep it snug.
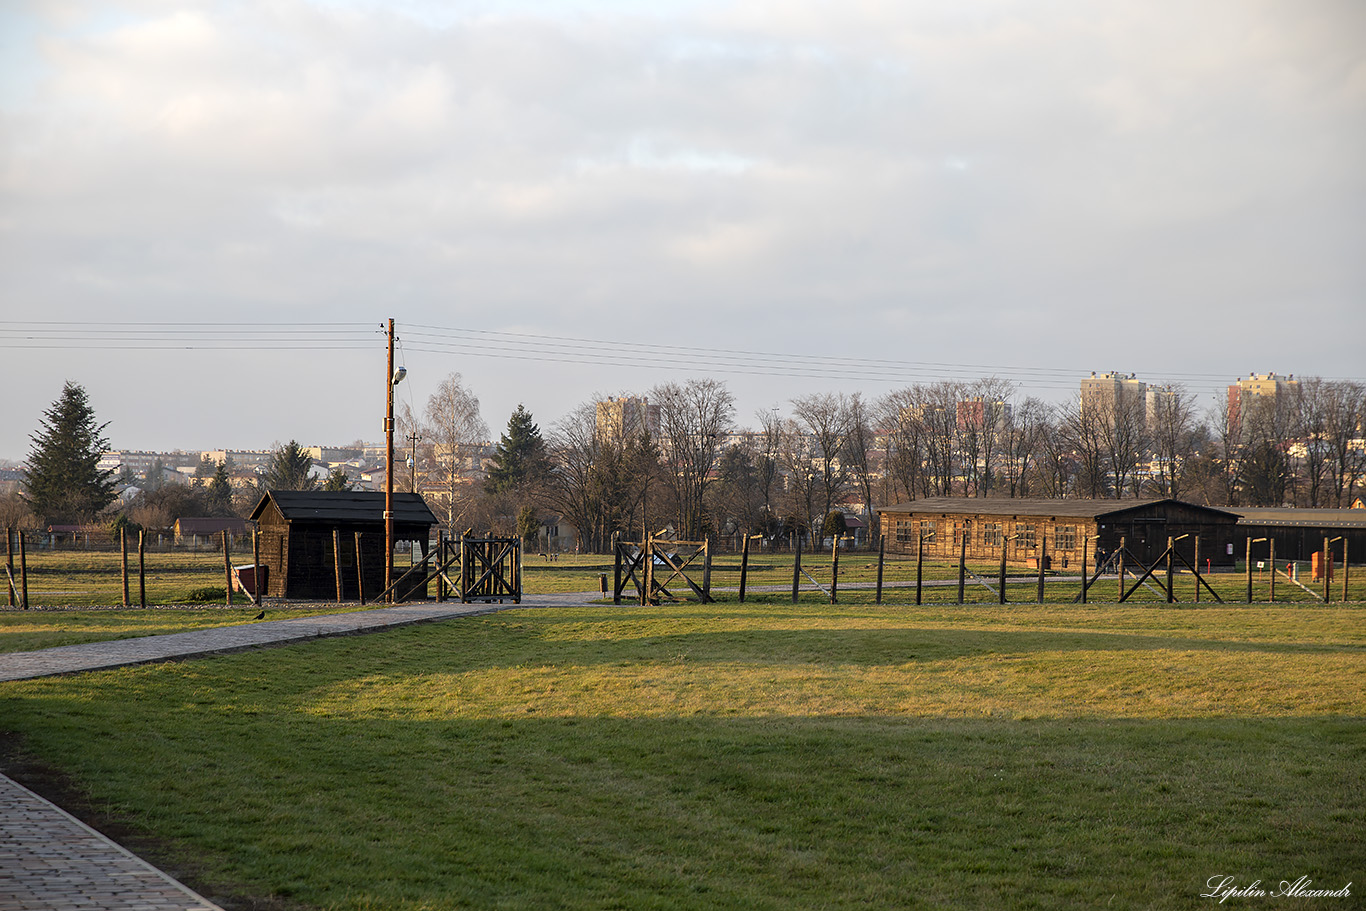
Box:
[252,610,265,620]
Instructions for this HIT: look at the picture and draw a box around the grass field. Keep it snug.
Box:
[2,602,1362,910]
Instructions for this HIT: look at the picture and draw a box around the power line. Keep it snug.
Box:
[1,320,1358,391]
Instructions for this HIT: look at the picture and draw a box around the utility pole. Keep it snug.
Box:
[385,318,395,602]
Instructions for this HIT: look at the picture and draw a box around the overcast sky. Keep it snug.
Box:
[2,0,1363,463]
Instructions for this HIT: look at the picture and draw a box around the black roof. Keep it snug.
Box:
[878,497,1240,521]
[249,490,437,526]
[1229,507,1366,529]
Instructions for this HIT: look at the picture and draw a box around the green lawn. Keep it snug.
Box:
[2,603,1362,910]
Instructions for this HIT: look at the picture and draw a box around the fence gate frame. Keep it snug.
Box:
[427,534,521,604]
[458,535,521,603]
[614,535,712,605]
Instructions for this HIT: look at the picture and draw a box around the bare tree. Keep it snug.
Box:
[840,393,878,540]
[789,392,857,535]
[544,402,608,552]
[1321,380,1366,507]
[544,399,660,552]
[1236,391,1298,506]
[1146,385,1201,499]
[1099,392,1149,498]
[1061,397,1108,498]
[1208,394,1243,506]
[999,396,1049,497]
[878,387,930,502]
[423,373,488,531]
[755,408,785,522]
[650,379,735,540]
[919,381,961,496]
[1033,405,1075,499]
[1291,377,1332,507]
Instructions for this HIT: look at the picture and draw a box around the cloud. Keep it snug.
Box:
[0,0,1362,457]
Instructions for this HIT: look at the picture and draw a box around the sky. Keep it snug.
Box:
[2,0,1363,463]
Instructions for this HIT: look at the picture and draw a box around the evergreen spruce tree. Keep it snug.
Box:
[22,382,117,523]
[264,440,318,491]
[485,405,550,495]
[208,460,235,514]
[323,467,351,491]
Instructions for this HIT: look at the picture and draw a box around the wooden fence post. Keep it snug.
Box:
[121,527,130,608]
[1193,536,1201,603]
[7,527,15,607]
[1324,536,1331,604]
[334,529,343,604]
[703,537,713,603]
[956,531,966,605]
[1246,538,1254,604]
[1166,536,1175,604]
[830,536,839,604]
[355,531,365,605]
[138,529,146,608]
[436,531,445,603]
[1343,540,1350,604]
[916,532,924,605]
[791,537,802,604]
[613,533,623,605]
[1036,538,1046,603]
[1080,536,1089,605]
[1269,539,1276,602]
[643,534,654,607]
[223,530,233,606]
[999,537,1008,605]
[875,536,885,605]
[1117,536,1125,603]
[739,534,752,604]
[19,531,28,609]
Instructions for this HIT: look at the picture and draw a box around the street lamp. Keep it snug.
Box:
[385,319,406,603]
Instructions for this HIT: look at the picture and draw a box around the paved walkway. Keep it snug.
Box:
[0,773,226,910]
[0,594,598,910]
[0,595,602,683]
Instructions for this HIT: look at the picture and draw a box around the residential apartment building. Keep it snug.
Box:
[1227,372,1300,441]
[1080,372,1147,419]
[595,396,660,443]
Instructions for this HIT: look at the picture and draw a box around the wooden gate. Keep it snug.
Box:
[453,535,521,603]
[614,536,712,605]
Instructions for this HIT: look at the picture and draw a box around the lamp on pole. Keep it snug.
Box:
[384,319,407,603]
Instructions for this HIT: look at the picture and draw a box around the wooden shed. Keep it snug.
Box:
[1228,508,1366,565]
[248,490,437,601]
[878,498,1241,569]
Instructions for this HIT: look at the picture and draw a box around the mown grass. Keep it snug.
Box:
[2,603,1363,910]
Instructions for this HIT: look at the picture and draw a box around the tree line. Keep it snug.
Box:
[8,374,1365,550]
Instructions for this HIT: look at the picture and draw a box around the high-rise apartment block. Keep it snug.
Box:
[595,396,660,442]
[1080,372,1147,419]
[1227,372,1299,439]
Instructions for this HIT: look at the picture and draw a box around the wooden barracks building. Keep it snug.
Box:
[877,498,1243,569]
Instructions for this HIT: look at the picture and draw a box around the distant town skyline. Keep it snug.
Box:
[3,1,1362,462]
[3,358,1353,468]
